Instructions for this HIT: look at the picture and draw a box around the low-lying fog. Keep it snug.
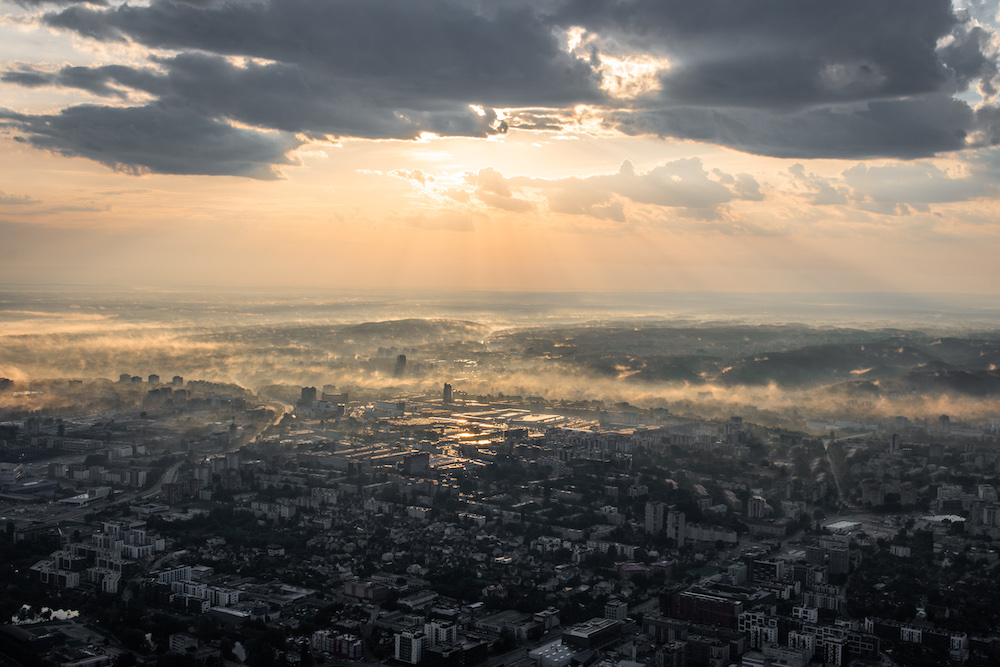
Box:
[2,287,999,425]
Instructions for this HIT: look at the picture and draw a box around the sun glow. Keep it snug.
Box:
[564,26,671,99]
[597,53,670,99]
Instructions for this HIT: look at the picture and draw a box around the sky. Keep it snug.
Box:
[2,0,1000,293]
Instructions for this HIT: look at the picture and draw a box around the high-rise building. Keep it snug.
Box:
[725,415,743,445]
[645,501,665,534]
[148,374,160,384]
[394,354,407,378]
[172,376,184,386]
[666,509,685,545]
[747,495,769,519]
[300,386,317,405]
[604,599,628,622]
[395,631,425,665]
[424,620,457,648]
[443,382,453,404]
[653,642,687,667]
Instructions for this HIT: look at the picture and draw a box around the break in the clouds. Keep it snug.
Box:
[1,0,1000,176]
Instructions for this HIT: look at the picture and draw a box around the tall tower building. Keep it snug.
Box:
[394,354,407,378]
[443,383,453,404]
[394,631,424,665]
[604,598,628,621]
[666,508,686,546]
[423,620,457,648]
[645,500,665,534]
[747,495,769,519]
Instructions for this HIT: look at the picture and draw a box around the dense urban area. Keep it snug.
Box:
[2,362,1000,667]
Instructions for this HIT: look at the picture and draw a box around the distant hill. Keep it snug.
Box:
[718,341,938,387]
[339,319,491,343]
[489,323,1000,397]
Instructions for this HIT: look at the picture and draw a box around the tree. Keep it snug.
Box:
[247,642,276,667]
[219,638,235,661]
[119,628,146,652]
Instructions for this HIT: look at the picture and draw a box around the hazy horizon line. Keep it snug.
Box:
[3,284,1000,298]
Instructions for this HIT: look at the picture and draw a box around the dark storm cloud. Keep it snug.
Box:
[0,104,301,179]
[3,64,130,98]
[611,96,982,159]
[560,0,982,107]
[1,0,998,175]
[560,0,1000,157]
[13,0,106,6]
[149,53,512,140]
[42,0,600,108]
[4,56,508,140]
[9,0,603,175]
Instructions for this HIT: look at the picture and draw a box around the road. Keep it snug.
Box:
[8,400,285,532]
[485,647,529,667]
[28,460,183,526]
[822,431,871,507]
[136,460,182,500]
[0,650,26,667]
[237,401,291,449]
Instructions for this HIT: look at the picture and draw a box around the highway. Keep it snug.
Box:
[0,650,26,667]
[822,431,871,507]
[30,459,184,526]
[6,400,287,533]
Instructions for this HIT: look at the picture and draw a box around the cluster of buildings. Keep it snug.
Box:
[30,519,166,593]
[5,371,1000,666]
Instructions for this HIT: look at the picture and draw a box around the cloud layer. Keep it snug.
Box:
[391,157,763,223]
[2,0,999,176]
[2,104,301,179]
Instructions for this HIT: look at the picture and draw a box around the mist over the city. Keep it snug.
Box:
[3,288,1000,424]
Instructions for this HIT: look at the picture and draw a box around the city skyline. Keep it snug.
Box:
[2,1,1000,292]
